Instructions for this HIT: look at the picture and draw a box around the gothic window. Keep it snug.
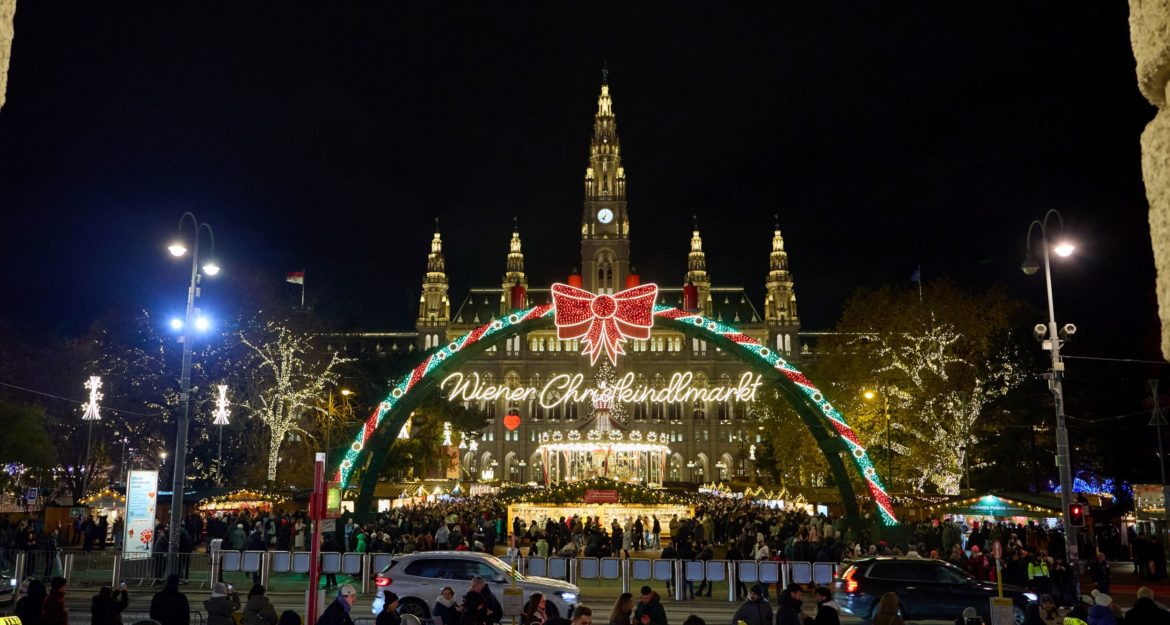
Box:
[784,334,792,354]
[693,400,706,421]
[651,403,664,421]
[717,402,729,421]
[776,335,784,352]
[633,402,646,420]
[668,403,682,422]
[566,402,579,420]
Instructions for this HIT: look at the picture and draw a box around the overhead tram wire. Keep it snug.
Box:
[0,379,160,418]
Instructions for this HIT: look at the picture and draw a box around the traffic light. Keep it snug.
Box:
[1069,503,1086,527]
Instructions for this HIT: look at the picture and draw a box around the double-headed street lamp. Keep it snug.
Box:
[1022,208,1078,568]
[166,212,219,573]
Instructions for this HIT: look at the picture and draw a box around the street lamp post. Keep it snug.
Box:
[212,385,230,486]
[166,212,219,575]
[1022,208,1078,569]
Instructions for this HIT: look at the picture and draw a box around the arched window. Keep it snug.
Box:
[784,334,792,354]
[566,402,579,421]
[693,400,706,420]
[668,403,682,421]
[716,402,729,421]
[651,403,664,421]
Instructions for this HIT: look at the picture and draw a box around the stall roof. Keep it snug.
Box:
[925,492,1062,518]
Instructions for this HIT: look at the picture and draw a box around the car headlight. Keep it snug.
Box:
[557,592,578,603]
[1023,593,1038,602]
[8,579,15,588]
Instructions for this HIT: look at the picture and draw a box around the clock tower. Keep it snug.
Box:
[581,69,630,294]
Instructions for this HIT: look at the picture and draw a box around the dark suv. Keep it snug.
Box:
[833,557,1034,623]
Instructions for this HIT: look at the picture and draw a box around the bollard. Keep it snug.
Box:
[260,552,271,589]
[112,554,123,587]
[568,559,576,586]
[62,553,75,582]
[621,558,630,594]
[360,554,372,595]
[209,550,221,587]
[14,552,26,584]
[673,560,684,602]
[727,561,736,603]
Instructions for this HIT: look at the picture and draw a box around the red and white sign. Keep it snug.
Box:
[584,489,619,504]
[992,540,1002,560]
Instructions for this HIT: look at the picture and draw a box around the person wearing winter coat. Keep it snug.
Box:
[872,593,905,625]
[633,588,667,625]
[731,584,772,625]
[314,585,357,625]
[811,587,840,625]
[376,592,401,625]
[229,524,247,551]
[1087,592,1117,625]
[16,579,47,625]
[91,585,130,625]
[243,584,279,625]
[42,577,70,625]
[204,583,242,625]
[150,574,191,625]
[433,586,462,625]
[774,584,808,625]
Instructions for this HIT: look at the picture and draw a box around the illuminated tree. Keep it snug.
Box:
[237,319,350,484]
[813,280,1027,494]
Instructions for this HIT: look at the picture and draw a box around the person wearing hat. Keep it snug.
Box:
[731,583,772,625]
[42,577,69,625]
[376,592,401,625]
[151,574,191,625]
[812,587,839,625]
[315,585,357,625]
[205,582,241,625]
[1088,591,1117,625]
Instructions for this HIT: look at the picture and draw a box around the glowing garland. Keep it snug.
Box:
[333,301,897,525]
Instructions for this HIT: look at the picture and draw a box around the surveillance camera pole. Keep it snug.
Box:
[1025,209,1078,574]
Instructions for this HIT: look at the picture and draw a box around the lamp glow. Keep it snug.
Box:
[194,317,210,331]
[169,318,184,331]
[1054,242,1075,257]
[168,243,188,257]
[202,261,220,276]
[863,390,876,401]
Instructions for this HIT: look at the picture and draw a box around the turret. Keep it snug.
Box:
[685,216,713,316]
[417,219,450,350]
[581,66,631,294]
[501,219,528,313]
[764,215,801,356]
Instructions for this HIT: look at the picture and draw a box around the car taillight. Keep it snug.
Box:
[375,576,392,587]
[842,567,858,593]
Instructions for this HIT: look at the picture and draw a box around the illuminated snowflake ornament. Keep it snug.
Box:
[212,384,231,425]
[81,376,102,421]
[551,283,657,365]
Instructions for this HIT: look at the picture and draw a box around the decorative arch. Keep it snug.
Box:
[334,303,896,525]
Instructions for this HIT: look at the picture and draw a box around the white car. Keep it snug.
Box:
[372,551,580,621]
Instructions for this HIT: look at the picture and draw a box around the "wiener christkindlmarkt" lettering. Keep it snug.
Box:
[439,371,763,409]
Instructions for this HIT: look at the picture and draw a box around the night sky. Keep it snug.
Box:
[0,4,1159,359]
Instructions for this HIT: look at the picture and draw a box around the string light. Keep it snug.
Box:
[333,300,898,525]
[212,384,230,425]
[551,282,657,366]
[82,376,102,421]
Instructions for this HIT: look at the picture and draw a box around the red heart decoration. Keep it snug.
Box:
[503,411,521,431]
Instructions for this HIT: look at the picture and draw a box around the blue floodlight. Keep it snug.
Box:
[194,317,211,331]
[169,318,184,331]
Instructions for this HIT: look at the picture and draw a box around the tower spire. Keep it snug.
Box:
[765,216,800,354]
[417,220,450,326]
[581,78,630,294]
[686,215,712,315]
[602,59,609,85]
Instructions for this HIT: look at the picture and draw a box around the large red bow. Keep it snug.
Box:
[551,282,658,365]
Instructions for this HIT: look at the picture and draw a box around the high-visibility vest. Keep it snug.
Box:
[1029,561,1050,579]
[1064,618,1087,625]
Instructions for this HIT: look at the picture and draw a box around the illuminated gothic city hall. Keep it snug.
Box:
[338,78,805,490]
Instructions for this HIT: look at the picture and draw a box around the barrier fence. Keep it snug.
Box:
[3,549,838,603]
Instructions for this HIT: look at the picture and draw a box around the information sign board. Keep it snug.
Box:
[502,586,525,617]
[123,470,158,559]
[990,597,1015,625]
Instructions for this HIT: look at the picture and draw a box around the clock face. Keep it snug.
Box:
[597,208,614,224]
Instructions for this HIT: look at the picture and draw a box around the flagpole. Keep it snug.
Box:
[301,268,306,308]
[912,264,921,304]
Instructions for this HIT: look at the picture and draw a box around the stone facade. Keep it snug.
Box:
[1130,0,1170,358]
[344,77,809,486]
[0,0,15,111]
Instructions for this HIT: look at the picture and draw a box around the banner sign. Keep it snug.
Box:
[441,371,763,409]
[123,470,158,559]
[584,489,619,504]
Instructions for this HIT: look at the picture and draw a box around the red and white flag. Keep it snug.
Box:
[285,271,305,285]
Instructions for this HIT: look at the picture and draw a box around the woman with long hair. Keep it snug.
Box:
[608,593,634,625]
[521,592,547,625]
